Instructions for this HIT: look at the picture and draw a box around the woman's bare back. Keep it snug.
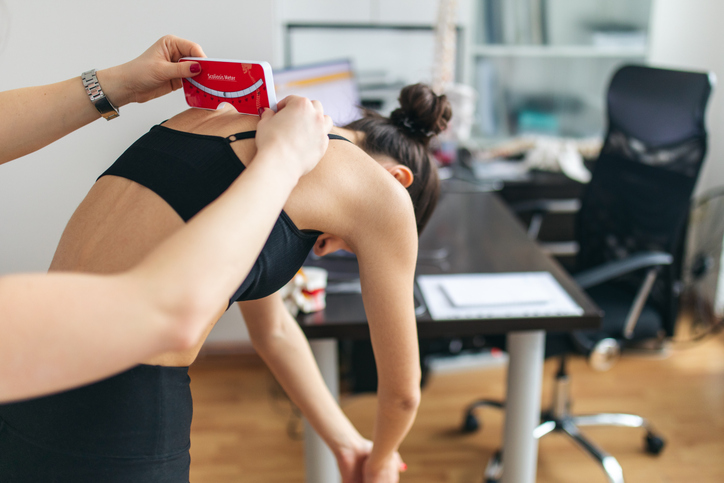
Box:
[49,105,401,366]
[48,107,262,365]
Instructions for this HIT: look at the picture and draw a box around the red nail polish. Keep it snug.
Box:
[401,463,408,471]
[190,63,201,74]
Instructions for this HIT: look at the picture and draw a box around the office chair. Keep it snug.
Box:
[461,65,715,483]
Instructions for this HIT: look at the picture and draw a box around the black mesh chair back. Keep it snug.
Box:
[462,66,715,482]
[575,65,713,338]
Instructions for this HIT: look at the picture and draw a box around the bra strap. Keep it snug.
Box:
[227,131,352,143]
[226,131,257,143]
[328,133,352,143]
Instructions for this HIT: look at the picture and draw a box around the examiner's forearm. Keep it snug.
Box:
[0,71,118,165]
[0,151,303,403]
[0,35,205,166]
[0,271,177,402]
[131,147,303,324]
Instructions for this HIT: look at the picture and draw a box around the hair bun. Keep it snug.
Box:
[390,84,453,144]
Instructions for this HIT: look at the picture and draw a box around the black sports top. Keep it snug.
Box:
[99,124,350,302]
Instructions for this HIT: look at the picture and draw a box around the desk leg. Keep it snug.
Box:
[304,339,341,483]
[501,330,545,483]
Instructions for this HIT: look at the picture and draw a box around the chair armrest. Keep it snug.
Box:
[511,199,581,240]
[539,241,580,257]
[511,198,581,215]
[574,251,674,290]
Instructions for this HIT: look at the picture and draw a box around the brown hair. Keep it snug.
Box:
[344,83,452,234]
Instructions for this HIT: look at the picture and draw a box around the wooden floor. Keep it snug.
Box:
[189,332,724,483]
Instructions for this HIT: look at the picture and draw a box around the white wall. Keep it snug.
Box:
[648,0,724,195]
[0,0,471,348]
[0,0,280,345]
[9,1,715,348]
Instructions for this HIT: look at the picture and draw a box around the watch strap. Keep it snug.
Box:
[81,69,119,120]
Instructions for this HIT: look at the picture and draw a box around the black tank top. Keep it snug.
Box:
[0,126,355,482]
[98,124,350,302]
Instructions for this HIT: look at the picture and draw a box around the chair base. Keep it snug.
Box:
[481,412,664,483]
[462,359,665,483]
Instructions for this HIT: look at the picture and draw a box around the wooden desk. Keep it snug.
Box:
[297,191,601,483]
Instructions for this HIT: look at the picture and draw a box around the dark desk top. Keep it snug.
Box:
[298,191,602,339]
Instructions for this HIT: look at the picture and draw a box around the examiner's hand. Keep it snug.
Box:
[97,35,206,107]
[255,95,333,179]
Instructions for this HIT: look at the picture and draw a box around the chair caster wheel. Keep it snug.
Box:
[645,432,666,455]
[462,412,481,433]
[483,449,502,482]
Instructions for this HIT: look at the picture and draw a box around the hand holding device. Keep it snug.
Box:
[256,95,332,178]
[180,57,277,115]
[100,36,206,107]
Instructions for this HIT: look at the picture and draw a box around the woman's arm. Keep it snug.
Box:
[0,271,189,401]
[0,35,205,165]
[240,294,383,482]
[284,138,421,482]
[352,187,422,483]
[0,96,332,403]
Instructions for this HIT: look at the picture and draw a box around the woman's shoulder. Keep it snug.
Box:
[310,131,410,205]
[288,133,415,241]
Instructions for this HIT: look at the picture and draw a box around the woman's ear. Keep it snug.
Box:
[386,165,414,188]
[313,234,354,257]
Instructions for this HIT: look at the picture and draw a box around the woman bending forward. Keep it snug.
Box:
[0,84,452,483]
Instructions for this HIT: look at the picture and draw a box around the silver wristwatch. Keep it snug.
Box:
[81,69,119,120]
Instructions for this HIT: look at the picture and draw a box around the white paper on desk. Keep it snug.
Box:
[417,272,583,320]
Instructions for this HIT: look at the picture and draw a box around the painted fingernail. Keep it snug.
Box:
[258,107,265,116]
[190,63,201,74]
[400,463,408,471]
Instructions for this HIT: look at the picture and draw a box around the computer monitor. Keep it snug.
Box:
[284,24,464,115]
[273,60,362,127]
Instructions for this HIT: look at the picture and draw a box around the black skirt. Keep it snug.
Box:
[0,364,192,483]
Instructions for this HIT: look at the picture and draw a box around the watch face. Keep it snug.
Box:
[181,58,276,115]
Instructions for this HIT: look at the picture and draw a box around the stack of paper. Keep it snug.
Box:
[416,272,583,320]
